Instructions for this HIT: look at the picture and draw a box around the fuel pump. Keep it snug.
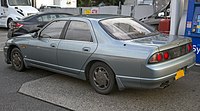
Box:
[185,0,200,64]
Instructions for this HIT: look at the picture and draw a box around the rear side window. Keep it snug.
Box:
[57,14,70,18]
[40,21,66,39]
[65,21,92,42]
[37,14,57,22]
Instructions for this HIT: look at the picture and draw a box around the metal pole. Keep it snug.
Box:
[79,7,82,15]
[170,0,181,35]
[130,0,136,17]
[118,1,122,15]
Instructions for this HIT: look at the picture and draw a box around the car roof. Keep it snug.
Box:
[20,12,73,21]
[77,14,123,19]
[35,11,73,15]
[56,14,129,21]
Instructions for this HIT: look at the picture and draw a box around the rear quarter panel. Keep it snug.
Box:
[86,20,156,78]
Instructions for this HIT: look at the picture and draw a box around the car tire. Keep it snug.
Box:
[7,18,13,29]
[11,48,25,71]
[7,29,14,38]
[89,62,116,94]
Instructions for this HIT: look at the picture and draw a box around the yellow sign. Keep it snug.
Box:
[197,25,200,29]
[84,9,91,14]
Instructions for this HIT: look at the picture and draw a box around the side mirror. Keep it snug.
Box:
[32,32,38,38]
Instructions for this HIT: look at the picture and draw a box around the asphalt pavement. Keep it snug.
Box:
[0,51,70,111]
[0,28,7,51]
[18,70,200,111]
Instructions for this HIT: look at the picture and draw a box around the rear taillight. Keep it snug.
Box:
[187,43,192,52]
[13,23,24,29]
[163,52,169,60]
[156,53,163,62]
[148,42,193,64]
[149,52,169,64]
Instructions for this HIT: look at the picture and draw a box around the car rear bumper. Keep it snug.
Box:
[116,72,176,90]
[116,52,196,90]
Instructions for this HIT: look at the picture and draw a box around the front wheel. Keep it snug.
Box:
[7,19,13,29]
[89,62,116,94]
[11,48,25,71]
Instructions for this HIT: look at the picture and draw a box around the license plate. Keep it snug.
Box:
[175,69,185,80]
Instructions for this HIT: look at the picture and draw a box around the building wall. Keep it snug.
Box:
[54,0,60,5]
[35,0,54,8]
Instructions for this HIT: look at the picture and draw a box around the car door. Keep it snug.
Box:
[25,20,67,68]
[57,19,97,74]
[0,0,8,26]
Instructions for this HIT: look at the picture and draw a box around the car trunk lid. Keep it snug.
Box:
[128,34,193,64]
[131,34,192,51]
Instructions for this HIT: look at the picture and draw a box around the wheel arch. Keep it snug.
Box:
[7,18,13,28]
[84,60,116,80]
[7,45,20,62]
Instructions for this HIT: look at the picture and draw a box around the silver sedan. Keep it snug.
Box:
[4,15,196,94]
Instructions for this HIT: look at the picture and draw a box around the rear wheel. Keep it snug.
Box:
[89,62,116,94]
[11,48,25,71]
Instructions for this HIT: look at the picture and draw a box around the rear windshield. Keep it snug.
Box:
[22,14,36,21]
[100,17,156,40]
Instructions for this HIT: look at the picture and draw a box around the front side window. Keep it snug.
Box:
[8,0,31,6]
[65,21,92,42]
[40,21,66,39]
[100,18,155,40]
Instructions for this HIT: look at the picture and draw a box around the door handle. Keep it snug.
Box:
[82,47,91,52]
[50,43,56,47]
